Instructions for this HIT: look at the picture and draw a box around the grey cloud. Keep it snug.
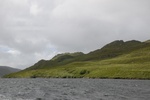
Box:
[0,0,150,69]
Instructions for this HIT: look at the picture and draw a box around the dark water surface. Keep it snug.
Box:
[0,79,149,100]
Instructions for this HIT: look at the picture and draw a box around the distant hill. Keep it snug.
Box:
[145,40,150,43]
[4,39,150,79]
[0,66,20,77]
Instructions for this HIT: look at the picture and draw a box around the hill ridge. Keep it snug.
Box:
[4,39,150,79]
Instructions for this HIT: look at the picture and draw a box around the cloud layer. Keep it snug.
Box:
[0,0,150,69]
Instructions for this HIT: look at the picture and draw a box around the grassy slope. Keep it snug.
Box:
[25,52,85,70]
[4,40,150,79]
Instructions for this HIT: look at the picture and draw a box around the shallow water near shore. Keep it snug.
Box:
[0,78,149,100]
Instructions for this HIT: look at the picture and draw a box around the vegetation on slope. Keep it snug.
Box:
[26,52,84,70]
[4,40,150,79]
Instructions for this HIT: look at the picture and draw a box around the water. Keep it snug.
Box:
[0,79,149,100]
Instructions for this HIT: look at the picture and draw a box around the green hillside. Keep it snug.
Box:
[4,40,150,79]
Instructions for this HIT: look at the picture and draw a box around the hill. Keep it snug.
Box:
[4,40,150,79]
[0,66,20,77]
[145,40,150,43]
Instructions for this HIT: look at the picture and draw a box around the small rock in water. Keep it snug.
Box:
[36,98,43,100]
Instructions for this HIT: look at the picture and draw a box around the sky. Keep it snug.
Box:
[0,0,150,69]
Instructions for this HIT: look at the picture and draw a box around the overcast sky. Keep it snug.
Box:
[0,0,150,69]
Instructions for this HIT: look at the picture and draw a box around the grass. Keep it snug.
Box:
[5,61,150,79]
